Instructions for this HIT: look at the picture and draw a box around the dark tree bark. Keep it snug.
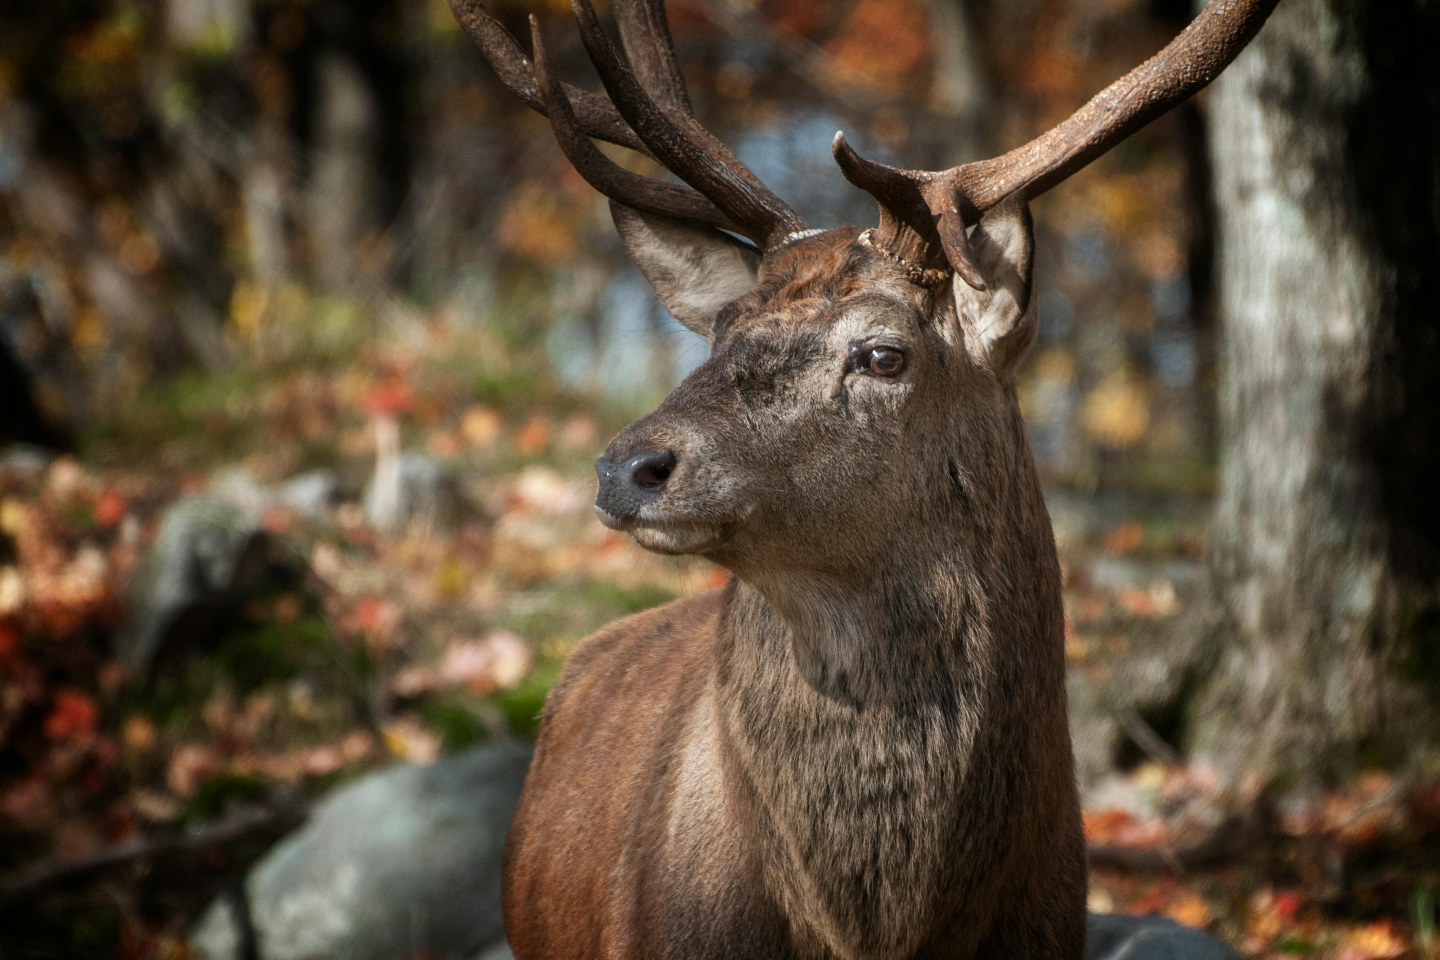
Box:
[1193,0,1440,790]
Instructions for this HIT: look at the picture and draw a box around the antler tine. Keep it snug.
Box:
[528,17,743,234]
[832,132,988,290]
[612,0,691,116]
[571,0,807,246]
[447,0,651,157]
[837,0,1282,287]
[609,0,777,200]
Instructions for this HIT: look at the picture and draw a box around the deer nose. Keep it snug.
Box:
[594,450,676,520]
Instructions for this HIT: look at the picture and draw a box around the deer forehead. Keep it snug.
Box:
[715,231,933,342]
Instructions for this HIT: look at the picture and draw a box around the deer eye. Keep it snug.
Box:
[866,347,905,377]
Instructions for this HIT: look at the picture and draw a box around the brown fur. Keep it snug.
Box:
[503,212,1086,959]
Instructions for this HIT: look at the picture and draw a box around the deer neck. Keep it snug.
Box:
[715,407,1062,713]
[722,562,967,709]
[708,438,1066,956]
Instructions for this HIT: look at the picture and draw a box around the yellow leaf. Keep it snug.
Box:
[1082,374,1150,450]
[461,405,503,448]
[1341,920,1410,959]
[228,281,269,341]
[1165,892,1213,930]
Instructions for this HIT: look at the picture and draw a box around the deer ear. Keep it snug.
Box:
[951,197,1037,380]
[610,202,761,339]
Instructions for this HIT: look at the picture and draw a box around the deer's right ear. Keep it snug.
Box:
[951,197,1037,381]
[610,202,761,339]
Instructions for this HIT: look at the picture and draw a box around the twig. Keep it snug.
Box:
[227,874,261,960]
[1118,708,1182,768]
[1087,813,1256,875]
[0,801,308,912]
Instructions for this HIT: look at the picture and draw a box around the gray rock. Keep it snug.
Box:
[211,467,276,518]
[363,452,461,532]
[279,469,340,519]
[115,495,274,674]
[0,444,54,478]
[1067,615,1210,789]
[211,466,341,521]
[1088,913,1241,960]
[1085,556,1203,596]
[191,742,532,960]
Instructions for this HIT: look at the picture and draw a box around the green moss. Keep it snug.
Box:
[495,602,572,646]
[474,368,542,408]
[83,366,267,468]
[584,580,677,615]
[1273,937,1317,954]
[183,771,269,824]
[214,608,332,695]
[424,696,494,751]
[1396,590,1440,701]
[2,893,124,960]
[490,662,561,738]
[125,593,360,741]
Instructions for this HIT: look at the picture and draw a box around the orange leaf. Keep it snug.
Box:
[0,621,22,666]
[1165,892,1213,929]
[514,416,552,456]
[1083,808,1135,843]
[1340,920,1410,960]
[45,689,98,742]
[1271,890,1304,923]
[1103,521,1144,555]
[93,489,127,527]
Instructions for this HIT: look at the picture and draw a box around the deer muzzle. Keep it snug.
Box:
[594,449,675,522]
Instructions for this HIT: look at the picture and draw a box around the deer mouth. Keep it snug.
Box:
[594,506,740,556]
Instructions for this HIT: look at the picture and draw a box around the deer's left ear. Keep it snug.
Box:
[610,202,761,340]
[951,197,1037,380]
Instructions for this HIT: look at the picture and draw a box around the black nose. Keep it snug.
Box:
[595,450,676,519]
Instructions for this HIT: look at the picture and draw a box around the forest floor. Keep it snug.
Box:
[1,328,1437,959]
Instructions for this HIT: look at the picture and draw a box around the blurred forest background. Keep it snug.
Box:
[0,0,1436,957]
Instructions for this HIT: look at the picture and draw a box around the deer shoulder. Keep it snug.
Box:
[503,588,797,959]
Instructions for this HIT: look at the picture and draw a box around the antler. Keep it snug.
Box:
[448,0,806,247]
[835,0,1282,289]
[529,18,742,233]
[449,0,649,155]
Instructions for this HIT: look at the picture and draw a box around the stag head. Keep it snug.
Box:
[449,0,1278,572]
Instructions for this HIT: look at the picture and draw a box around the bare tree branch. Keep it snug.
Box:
[0,801,308,912]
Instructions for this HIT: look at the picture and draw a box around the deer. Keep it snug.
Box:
[446,0,1278,956]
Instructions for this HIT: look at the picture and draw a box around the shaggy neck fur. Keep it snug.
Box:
[710,401,1070,960]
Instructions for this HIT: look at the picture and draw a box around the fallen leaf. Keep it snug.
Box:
[1341,920,1410,959]
[1082,374,1150,450]
[512,466,584,515]
[122,715,156,753]
[45,689,99,742]
[514,416,552,455]
[381,717,441,764]
[1103,521,1144,554]
[1271,890,1304,923]
[0,568,23,616]
[131,788,182,823]
[1166,892,1213,929]
[462,405,503,448]
[1083,808,1136,843]
[441,630,533,695]
[557,415,600,453]
[166,744,219,798]
[391,663,440,698]
[93,489,127,527]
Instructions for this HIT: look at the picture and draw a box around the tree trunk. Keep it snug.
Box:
[1193,0,1440,791]
[307,53,381,290]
